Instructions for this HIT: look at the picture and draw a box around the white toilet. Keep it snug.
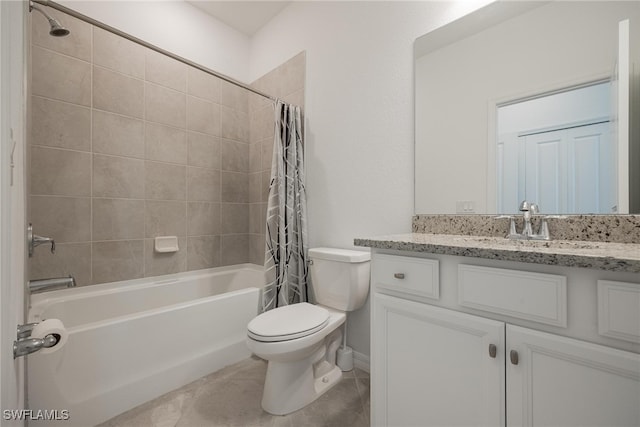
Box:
[246,247,371,415]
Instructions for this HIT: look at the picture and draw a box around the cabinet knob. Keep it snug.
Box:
[393,273,405,279]
[488,344,497,358]
[510,350,519,365]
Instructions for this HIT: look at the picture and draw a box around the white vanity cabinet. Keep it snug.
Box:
[371,252,640,427]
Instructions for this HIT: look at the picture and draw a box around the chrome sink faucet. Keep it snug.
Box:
[504,200,551,241]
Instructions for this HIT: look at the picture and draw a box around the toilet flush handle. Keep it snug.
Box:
[393,273,405,279]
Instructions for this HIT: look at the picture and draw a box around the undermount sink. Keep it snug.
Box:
[451,236,603,250]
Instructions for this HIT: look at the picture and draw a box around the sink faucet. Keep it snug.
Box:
[519,200,538,238]
[504,201,551,241]
[28,275,76,294]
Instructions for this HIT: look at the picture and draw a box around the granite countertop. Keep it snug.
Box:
[354,233,640,273]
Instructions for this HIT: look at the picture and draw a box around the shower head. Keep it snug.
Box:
[29,1,70,37]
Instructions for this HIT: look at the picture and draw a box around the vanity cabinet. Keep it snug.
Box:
[371,253,640,427]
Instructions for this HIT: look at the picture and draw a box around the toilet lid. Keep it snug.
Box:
[247,303,330,342]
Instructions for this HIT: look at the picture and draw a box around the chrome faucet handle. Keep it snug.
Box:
[530,203,539,215]
[33,235,55,253]
[494,216,518,238]
[27,224,55,257]
[537,218,551,240]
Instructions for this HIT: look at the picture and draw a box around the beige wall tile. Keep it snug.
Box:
[250,107,274,144]
[145,161,186,200]
[221,203,249,234]
[32,11,92,61]
[146,83,186,128]
[187,132,220,169]
[220,81,249,113]
[261,170,271,203]
[248,172,262,203]
[92,110,144,158]
[93,154,144,198]
[187,67,220,102]
[221,108,249,143]
[146,50,187,92]
[30,196,91,243]
[280,52,306,97]
[187,167,221,202]
[221,171,249,203]
[283,89,305,111]
[93,66,144,118]
[221,140,249,172]
[29,242,92,286]
[249,92,271,115]
[249,203,266,234]
[145,123,187,164]
[186,96,220,136]
[92,240,144,284]
[249,142,261,173]
[220,234,249,266]
[31,146,91,196]
[144,237,187,277]
[93,198,145,241]
[32,47,91,106]
[187,202,220,236]
[261,138,274,171]
[145,200,187,238]
[93,27,145,78]
[249,234,265,265]
[187,236,221,270]
[31,96,91,151]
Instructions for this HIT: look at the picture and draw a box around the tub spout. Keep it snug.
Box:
[28,275,76,294]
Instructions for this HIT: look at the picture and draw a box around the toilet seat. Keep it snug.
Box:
[248,303,330,342]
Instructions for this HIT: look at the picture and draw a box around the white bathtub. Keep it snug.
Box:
[27,264,265,427]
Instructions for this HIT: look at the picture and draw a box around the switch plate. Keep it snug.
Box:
[456,200,476,213]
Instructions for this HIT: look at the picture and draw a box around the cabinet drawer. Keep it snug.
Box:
[373,253,439,300]
[598,280,640,343]
[458,264,567,327]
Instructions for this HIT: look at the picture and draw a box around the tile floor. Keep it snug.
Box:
[97,356,370,427]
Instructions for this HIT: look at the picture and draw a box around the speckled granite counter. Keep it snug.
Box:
[354,233,640,273]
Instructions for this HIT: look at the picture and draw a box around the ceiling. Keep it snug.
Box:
[186,1,291,36]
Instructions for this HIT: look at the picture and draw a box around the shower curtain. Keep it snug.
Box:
[263,100,309,311]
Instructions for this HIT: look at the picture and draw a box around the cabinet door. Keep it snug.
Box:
[507,325,640,427]
[372,293,505,427]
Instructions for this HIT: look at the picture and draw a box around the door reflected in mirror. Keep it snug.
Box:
[497,81,616,214]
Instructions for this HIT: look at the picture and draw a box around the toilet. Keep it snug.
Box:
[246,247,371,415]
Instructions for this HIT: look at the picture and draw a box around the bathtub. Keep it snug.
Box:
[27,264,265,427]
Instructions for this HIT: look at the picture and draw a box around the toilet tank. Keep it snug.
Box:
[308,248,371,311]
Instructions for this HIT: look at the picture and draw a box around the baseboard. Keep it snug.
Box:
[353,350,370,373]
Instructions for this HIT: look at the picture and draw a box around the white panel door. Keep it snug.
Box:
[506,325,640,427]
[566,122,613,213]
[523,130,565,213]
[372,294,505,427]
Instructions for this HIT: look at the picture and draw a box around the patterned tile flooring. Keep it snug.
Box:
[98,356,370,427]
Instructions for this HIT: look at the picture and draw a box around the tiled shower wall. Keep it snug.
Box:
[28,9,304,286]
[247,52,306,265]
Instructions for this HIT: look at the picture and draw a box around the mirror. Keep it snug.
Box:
[414,1,640,214]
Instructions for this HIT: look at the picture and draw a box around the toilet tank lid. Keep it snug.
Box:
[308,247,370,263]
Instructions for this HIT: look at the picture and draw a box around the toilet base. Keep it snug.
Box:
[261,357,342,415]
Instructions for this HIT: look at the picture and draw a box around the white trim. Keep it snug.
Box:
[618,19,630,213]
[598,280,640,344]
[352,350,369,373]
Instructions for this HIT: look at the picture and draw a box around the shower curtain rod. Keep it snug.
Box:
[31,0,278,102]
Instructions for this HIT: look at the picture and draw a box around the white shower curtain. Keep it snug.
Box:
[263,100,308,311]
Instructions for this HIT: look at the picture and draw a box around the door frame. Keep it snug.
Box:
[1,1,28,424]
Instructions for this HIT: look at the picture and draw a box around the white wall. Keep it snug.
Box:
[250,1,490,358]
[59,0,251,81]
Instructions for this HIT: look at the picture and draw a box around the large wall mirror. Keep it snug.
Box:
[414,1,640,215]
